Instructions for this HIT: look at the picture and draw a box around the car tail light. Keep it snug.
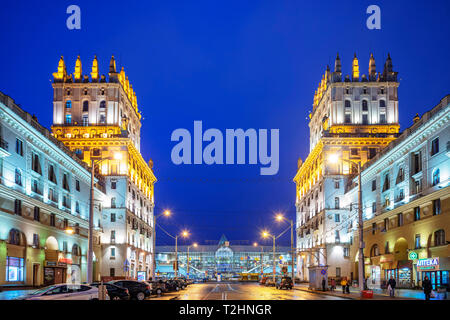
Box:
[146,285,151,290]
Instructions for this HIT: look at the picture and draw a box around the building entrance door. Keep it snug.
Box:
[32,264,39,286]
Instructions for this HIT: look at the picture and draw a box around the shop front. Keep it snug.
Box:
[416,257,450,291]
[43,261,67,285]
[384,260,413,288]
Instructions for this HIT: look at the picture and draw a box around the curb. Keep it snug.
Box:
[293,287,356,300]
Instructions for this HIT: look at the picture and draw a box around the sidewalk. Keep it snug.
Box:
[293,283,445,300]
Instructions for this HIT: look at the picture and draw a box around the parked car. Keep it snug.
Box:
[91,282,130,300]
[174,278,187,289]
[18,284,104,300]
[276,277,293,290]
[146,280,165,295]
[265,278,276,287]
[164,279,182,292]
[108,280,151,300]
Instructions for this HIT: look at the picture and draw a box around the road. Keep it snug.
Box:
[152,282,345,300]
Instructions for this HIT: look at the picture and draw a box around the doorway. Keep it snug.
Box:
[32,264,40,287]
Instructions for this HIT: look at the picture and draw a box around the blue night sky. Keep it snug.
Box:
[0,1,449,246]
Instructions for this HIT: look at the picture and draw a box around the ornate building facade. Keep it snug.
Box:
[0,91,103,286]
[294,53,400,281]
[50,56,157,280]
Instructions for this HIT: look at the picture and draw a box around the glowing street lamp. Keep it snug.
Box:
[275,213,295,286]
[261,230,276,282]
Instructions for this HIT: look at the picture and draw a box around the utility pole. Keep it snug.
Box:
[272,235,276,283]
[290,219,295,285]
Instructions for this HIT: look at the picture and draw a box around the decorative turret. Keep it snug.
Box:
[52,56,67,81]
[334,53,341,73]
[352,53,359,81]
[91,55,99,81]
[369,53,376,80]
[74,55,82,81]
[109,55,117,73]
[381,53,398,82]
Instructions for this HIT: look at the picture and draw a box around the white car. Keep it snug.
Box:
[19,284,109,300]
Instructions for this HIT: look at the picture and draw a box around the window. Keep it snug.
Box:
[50,214,56,227]
[379,100,386,108]
[82,101,89,112]
[65,114,72,124]
[362,114,368,125]
[335,230,340,243]
[397,213,403,227]
[432,169,440,186]
[65,100,72,108]
[380,113,386,124]
[382,174,390,191]
[33,207,40,221]
[370,244,379,256]
[384,196,390,207]
[372,202,376,214]
[351,148,358,156]
[385,241,390,254]
[75,180,80,191]
[63,174,70,191]
[110,247,116,258]
[111,230,116,243]
[344,113,351,124]
[99,114,106,124]
[32,153,42,174]
[372,180,377,191]
[396,168,404,184]
[335,214,340,222]
[111,181,117,189]
[415,234,421,249]
[64,218,68,229]
[336,267,341,277]
[431,138,439,156]
[362,100,368,111]
[6,257,24,282]
[368,148,377,159]
[15,169,22,186]
[63,241,68,252]
[372,223,377,235]
[15,139,23,156]
[75,201,80,214]
[48,165,57,184]
[413,152,422,174]
[384,218,389,231]
[344,247,350,257]
[111,213,116,222]
[111,197,116,208]
[100,101,106,109]
[414,179,422,194]
[434,230,445,246]
[110,268,115,277]
[334,197,340,209]
[14,199,22,215]
[433,199,441,215]
[414,207,420,221]
[334,181,339,189]
[345,100,351,108]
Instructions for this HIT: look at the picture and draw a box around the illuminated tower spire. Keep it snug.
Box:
[109,55,117,73]
[52,56,67,81]
[369,53,376,79]
[91,55,99,81]
[334,53,341,73]
[74,55,82,81]
[352,53,359,81]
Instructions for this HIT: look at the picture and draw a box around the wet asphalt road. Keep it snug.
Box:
[151,282,345,300]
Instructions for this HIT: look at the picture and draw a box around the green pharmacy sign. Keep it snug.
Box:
[408,251,418,260]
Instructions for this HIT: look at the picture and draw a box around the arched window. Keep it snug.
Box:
[370,244,380,257]
[362,100,368,111]
[335,197,340,209]
[8,229,23,246]
[72,244,81,256]
[434,229,445,246]
[15,169,22,186]
[379,100,386,108]
[82,101,89,112]
[432,168,440,186]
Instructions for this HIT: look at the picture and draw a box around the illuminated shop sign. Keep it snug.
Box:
[417,258,439,271]
[408,252,418,260]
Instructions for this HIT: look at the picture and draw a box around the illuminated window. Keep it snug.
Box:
[82,115,89,126]
[414,207,420,221]
[65,100,72,109]
[434,230,445,246]
[432,168,440,186]
[397,213,403,226]
[15,169,22,186]
[431,138,439,156]
[6,257,24,282]
[65,114,72,124]
[15,139,23,156]
[415,234,421,249]
[433,199,441,215]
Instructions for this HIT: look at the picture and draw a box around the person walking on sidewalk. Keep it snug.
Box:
[341,278,347,294]
[387,276,396,297]
[330,278,336,292]
[345,280,350,294]
[423,276,433,300]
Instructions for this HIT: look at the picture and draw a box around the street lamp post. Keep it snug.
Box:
[254,242,264,275]
[276,214,295,286]
[187,243,198,279]
[262,231,276,283]
[328,154,365,295]
[152,210,171,279]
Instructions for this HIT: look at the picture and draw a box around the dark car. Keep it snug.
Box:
[146,280,165,295]
[174,278,187,289]
[108,280,151,300]
[164,279,182,292]
[276,277,293,290]
[91,282,130,300]
[265,278,276,287]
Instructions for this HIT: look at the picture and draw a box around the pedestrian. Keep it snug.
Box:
[322,277,326,291]
[346,280,350,294]
[341,277,347,294]
[387,276,396,297]
[423,276,433,300]
[331,278,336,292]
